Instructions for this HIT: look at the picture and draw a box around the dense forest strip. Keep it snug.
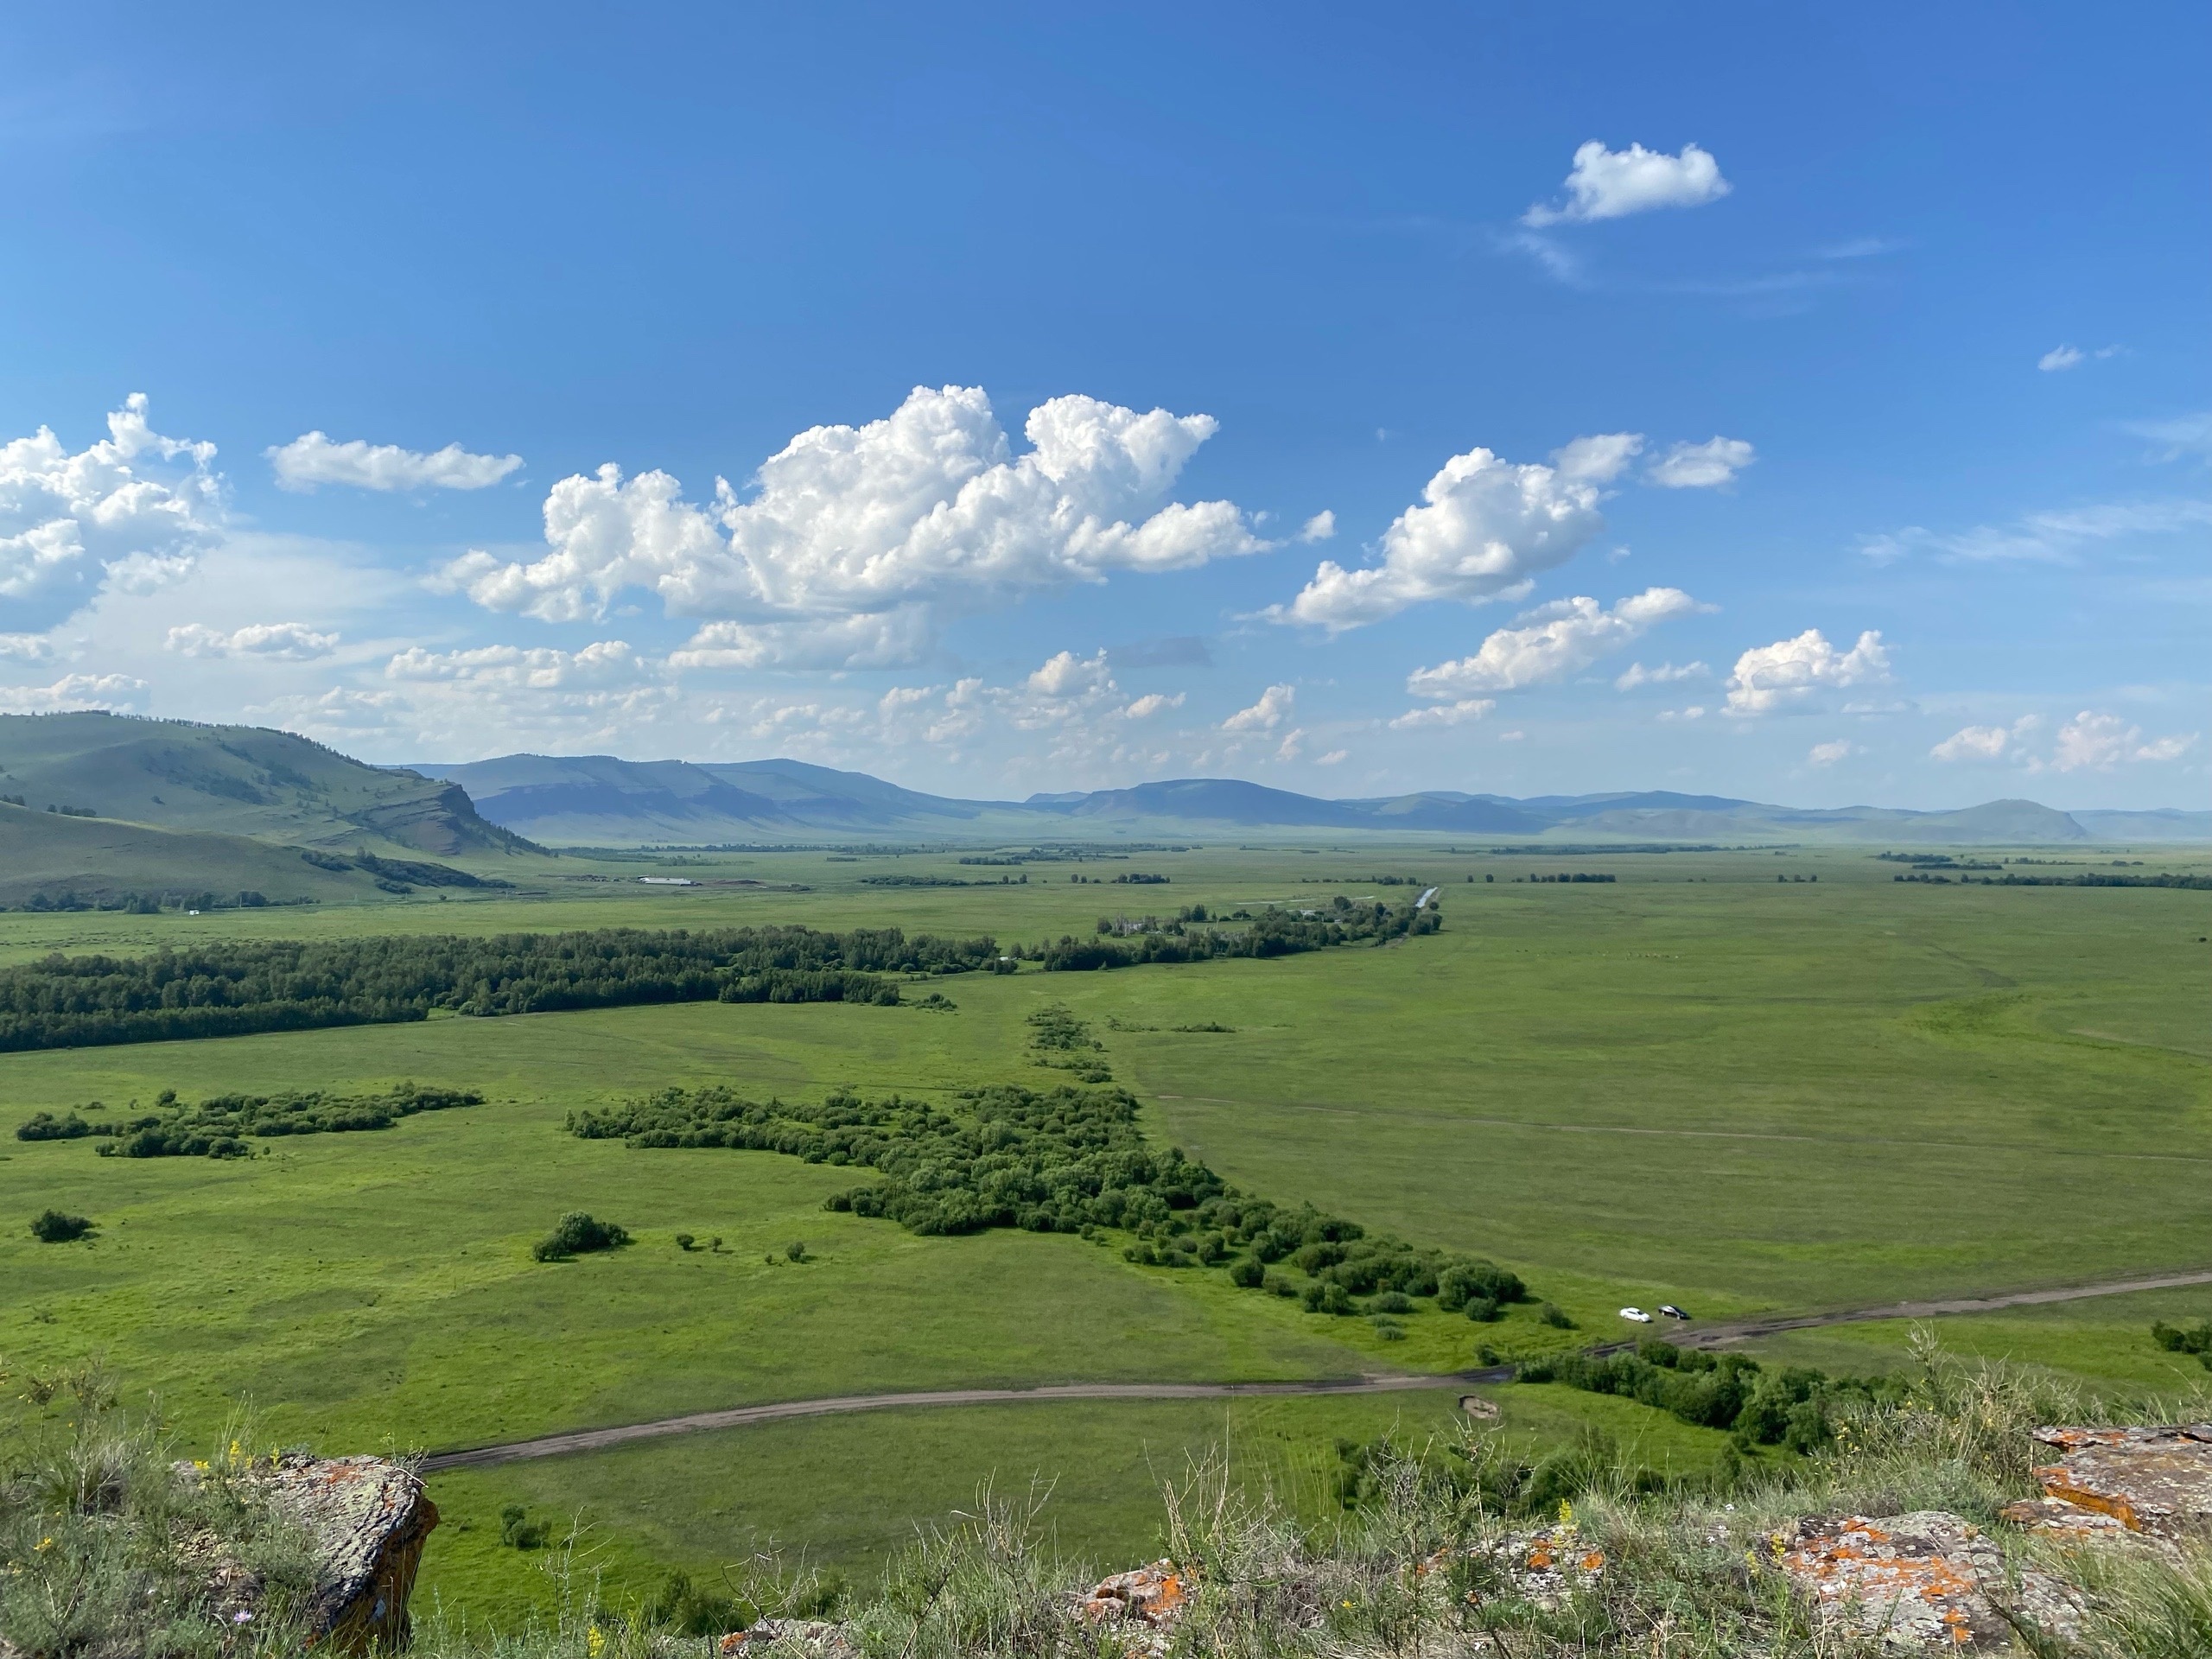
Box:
[0,896,1436,1053]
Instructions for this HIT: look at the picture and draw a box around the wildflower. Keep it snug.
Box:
[35,1537,54,1552]
[232,1610,253,1624]
[228,1439,243,1462]
[588,1624,606,1658]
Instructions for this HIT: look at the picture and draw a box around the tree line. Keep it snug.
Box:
[0,896,1441,1052]
[564,1076,1533,1325]
[0,924,1003,1052]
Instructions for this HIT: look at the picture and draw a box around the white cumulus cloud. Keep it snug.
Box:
[0,394,222,624]
[2053,710,2198,772]
[166,621,340,660]
[267,432,524,492]
[2037,345,2122,373]
[1389,698,1495,729]
[1807,739,1860,766]
[1647,436,1756,489]
[385,639,653,690]
[437,385,1268,666]
[1615,659,1708,690]
[1522,141,1732,227]
[1297,510,1337,543]
[1222,683,1295,732]
[1930,715,2038,763]
[1725,628,1891,715]
[1268,435,1635,631]
[1407,588,1703,698]
[0,671,149,714]
[1122,691,1185,720]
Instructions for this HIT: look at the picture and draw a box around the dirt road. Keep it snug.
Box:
[420,1266,2212,1472]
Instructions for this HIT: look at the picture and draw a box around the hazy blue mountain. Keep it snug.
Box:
[2072,809,2212,842]
[407,751,2201,846]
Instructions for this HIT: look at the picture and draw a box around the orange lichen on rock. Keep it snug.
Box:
[2024,1424,2212,1541]
[1779,1511,2076,1652]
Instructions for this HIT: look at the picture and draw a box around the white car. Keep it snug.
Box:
[1618,1306,1653,1324]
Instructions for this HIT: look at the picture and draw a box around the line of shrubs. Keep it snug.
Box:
[1516,1338,1905,1452]
[16,1083,480,1159]
[567,1076,1537,1325]
[1029,894,1439,972]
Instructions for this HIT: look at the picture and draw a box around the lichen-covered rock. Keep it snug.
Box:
[1465,1526,1606,1610]
[716,1618,859,1656]
[1779,1511,2077,1651]
[1077,1560,1190,1655]
[2024,1424,2212,1541]
[180,1454,437,1652]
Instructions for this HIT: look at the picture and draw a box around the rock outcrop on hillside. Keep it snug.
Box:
[187,1455,438,1653]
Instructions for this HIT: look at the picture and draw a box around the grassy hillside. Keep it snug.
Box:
[0,803,398,908]
[0,712,541,859]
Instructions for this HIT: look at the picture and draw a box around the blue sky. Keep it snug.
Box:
[2,3,2203,806]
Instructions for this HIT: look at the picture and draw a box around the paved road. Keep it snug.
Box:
[420,1266,2212,1473]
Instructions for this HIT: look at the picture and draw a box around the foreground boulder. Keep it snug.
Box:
[2001,1423,2212,1543]
[1779,1511,2078,1651]
[184,1454,437,1652]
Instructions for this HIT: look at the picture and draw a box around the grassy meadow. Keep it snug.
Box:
[1,839,2206,1616]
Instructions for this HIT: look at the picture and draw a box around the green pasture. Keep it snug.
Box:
[416,1382,1737,1625]
[1,842,2206,1613]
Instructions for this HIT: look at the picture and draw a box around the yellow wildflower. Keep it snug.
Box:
[35,1537,54,1552]
[587,1624,606,1658]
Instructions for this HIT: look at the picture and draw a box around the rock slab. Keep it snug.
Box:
[197,1455,438,1652]
[2006,1424,2212,1541]
[1780,1511,2076,1651]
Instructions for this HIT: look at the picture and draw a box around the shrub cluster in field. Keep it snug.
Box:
[567,1077,1535,1320]
[1516,1338,1905,1452]
[16,1082,480,1160]
[0,924,1002,1052]
[1030,893,1438,971]
[2152,1319,2212,1367]
[532,1211,630,1261]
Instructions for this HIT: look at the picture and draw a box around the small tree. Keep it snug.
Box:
[674,1233,696,1252]
[29,1209,94,1243]
[533,1211,631,1261]
[785,1240,808,1262]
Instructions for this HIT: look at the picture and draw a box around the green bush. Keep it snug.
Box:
[785,1240,808,1262]
[674,1233,696,1251]
[532,1212,631,1262]
[29,1209,93,1243]
[14,1111,92,1141]
[1539,1301,1574,1328]
[499,1503,551,1549]
[1228,1256,1265,1288]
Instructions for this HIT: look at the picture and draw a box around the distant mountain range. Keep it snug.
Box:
[413,751,2212,845]
[0,713,2196,910]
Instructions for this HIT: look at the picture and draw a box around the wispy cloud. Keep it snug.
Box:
[1859,499,2212,565]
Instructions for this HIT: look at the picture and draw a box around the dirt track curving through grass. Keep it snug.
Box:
[421,1267,2212,1472]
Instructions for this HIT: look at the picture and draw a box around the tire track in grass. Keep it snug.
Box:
[422,1268,2212,1471]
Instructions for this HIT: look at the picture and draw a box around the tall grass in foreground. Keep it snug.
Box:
[10,1338,2212,1657]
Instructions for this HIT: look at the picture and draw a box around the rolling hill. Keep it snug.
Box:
[0,713,538,857]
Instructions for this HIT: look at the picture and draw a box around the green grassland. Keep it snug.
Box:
[0,842,2205,1618]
